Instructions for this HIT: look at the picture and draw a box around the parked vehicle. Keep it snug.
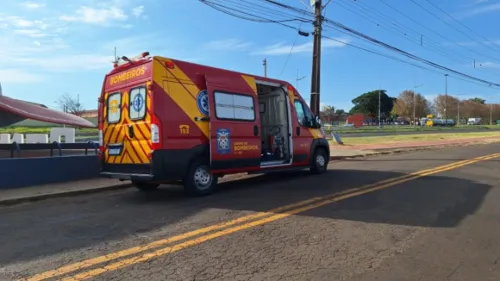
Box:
[467,118,481,125]
[97,52,329,196]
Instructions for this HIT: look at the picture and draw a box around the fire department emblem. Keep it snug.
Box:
[109,99,119,114]
[132,93,144,112]
[216,128,231,154]
[196,89,209,116]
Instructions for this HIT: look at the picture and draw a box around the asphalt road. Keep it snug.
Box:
[338,127,500,137]
[1,144,500,281]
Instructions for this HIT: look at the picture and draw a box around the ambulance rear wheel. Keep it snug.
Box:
[132,181,159,191]
[310,147,328,174]
[183,159,218,196]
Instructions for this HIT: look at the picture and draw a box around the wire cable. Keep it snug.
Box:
[408,0,500,60]
[423,0,500,51]
[200,0,500,89]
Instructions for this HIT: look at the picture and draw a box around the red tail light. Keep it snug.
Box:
[150,114,162,157]
[97,123,104,158]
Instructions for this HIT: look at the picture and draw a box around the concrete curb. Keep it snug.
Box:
[329,139,500,160]
[0,182,133,206]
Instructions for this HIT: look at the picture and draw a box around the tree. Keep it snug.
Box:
[390,100,398,118]
[433,94,460,119]
[392,90,430,119]
[320,105,335,124]
[335,109,346,115]
[349,89,394,118]
[468,97,486,104]
[55,93,84,116]
[463,99,487,120]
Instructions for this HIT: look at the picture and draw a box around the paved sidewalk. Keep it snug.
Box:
[0,178,131,205]
[332,136,500,151]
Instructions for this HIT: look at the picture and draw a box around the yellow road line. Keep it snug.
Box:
[22,153,500,281]
[61,153,499,281]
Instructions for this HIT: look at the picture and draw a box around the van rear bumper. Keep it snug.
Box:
[100,146,209,182]
[100,163,154,181]
[100,172,154,181]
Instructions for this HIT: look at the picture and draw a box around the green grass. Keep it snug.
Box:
[334,131,500,146]
[0,127,98,135]
[0,117,98,135]
[1,122,498,136]
[325,125,499,135]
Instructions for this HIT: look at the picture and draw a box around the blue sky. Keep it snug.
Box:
[1,0,500,112]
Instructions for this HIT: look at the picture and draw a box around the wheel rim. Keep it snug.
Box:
[316,154,325,168]
[193,166,213,190]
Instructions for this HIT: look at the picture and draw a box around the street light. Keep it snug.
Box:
[413,83,423,127]
[444,74,448,122]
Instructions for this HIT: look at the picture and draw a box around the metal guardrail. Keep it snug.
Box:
[0,141,99,158]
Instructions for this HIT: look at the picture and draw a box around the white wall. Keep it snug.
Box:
[49,128,76,143]
[2,128,76,144]
[0,134,11,144]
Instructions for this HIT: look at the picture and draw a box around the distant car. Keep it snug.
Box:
[343,123,354,128]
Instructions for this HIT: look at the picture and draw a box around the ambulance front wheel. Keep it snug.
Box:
[183,159,218,196]
[310,147,328,174]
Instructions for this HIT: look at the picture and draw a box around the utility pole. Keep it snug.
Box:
[444,74,448,122]
[378,89,381,129]
[310,0,323,116]
[457,101,460,125]
[263,59,267,77]
[490,103,493,125]
[413,92,416,127]
[413,84,423,127]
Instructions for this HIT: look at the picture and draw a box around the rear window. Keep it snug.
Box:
[129,86,147,121]
[107,92,122,124]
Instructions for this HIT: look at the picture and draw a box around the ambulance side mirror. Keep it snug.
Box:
[313,115,322,128]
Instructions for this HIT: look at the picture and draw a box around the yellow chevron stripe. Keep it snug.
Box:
[102,81,153,165]
[241,75,257,95]
[152,58,209,138]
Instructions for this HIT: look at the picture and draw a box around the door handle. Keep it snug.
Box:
[296,127,300,136]
[253,125,259,136]
[128,125,135,138]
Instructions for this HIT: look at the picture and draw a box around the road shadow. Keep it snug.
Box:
[342,158,500,163]
[0,164,493,266]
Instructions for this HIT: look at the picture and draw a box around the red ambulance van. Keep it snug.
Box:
[98,52,330,196]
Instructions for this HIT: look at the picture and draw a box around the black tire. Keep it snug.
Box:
[183,159,218,196]
[310,147,328,174]
[132,181,160,191]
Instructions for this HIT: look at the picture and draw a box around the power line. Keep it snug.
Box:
[409,0,500,60]
[200,0,500,89]
[261,0,500,88]
[201,0,310,24]
[279,23,302,77]
[378,0,500,64]
[279,1,311,77]
[322,19,500,87]
[334,0,471,65]
[335,0,500,76]
[422,0,500,52]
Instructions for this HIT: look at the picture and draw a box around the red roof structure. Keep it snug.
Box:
[0,93,95,128]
